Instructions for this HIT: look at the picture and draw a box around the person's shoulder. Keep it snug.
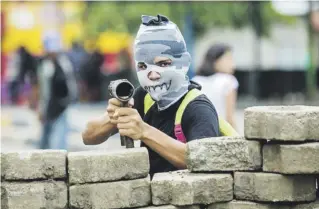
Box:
[190,94,217,109]
[181,91,220,139]
[191,75,205,82]
[216,73,238,84]
[184,93,218,118]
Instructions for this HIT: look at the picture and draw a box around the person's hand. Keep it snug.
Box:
[106,98,134,124]
[113,107,147,140]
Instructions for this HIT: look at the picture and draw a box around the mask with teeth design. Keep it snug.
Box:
[134,14,191,111]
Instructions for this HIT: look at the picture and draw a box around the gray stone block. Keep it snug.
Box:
[244,106,319,141]
[1,150,66,180]
[186,137,261,172]
[138,206,200,209]
[151,170,233,206]
[69,176,151,209]
[263,143,319,174]
[292,200,319,209]
[68,147,149,184]
[208,201,291,209]
[1,181,67,209]
[234,172,317,202]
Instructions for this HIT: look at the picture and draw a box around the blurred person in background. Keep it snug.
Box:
[8,46,38,107]
[192,43,238,129]
[100,47,138,102]
[67,41,87,77]
[37,30,77,150]
[67,41,88,102]
[79,44,104,102]
[106,47,139,89]
[115,47,138,86]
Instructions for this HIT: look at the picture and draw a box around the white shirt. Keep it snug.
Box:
[192,73,239,119]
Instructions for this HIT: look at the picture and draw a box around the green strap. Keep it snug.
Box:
[175,89,202,125]
[143,89,239,136]
[144,93,155,114]
[219,118,240,136]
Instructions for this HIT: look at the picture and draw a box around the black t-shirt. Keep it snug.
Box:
[46,59,69,120]
[133,82,220,176]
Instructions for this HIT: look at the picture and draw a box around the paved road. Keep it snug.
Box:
[1,103,244,152]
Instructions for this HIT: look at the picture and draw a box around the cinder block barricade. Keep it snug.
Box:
[68,148,151,209]
[1,150,68,209]
[1,105,318,209]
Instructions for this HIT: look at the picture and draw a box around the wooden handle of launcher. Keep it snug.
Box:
[120,102,134,148]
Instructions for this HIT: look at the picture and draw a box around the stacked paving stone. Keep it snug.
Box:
[1,105,318,209]
[151,105,319,209]
[68,148,151,209]
[1,150,68,209]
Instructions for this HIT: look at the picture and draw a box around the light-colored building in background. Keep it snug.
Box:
[195,20,309,71]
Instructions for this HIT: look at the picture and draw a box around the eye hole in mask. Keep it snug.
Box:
[154,57,172,68]
[137,56,172,71]
[137,62,147,71]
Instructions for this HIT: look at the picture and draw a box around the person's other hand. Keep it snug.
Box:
[113,107,146,140]
[106,98,134,124]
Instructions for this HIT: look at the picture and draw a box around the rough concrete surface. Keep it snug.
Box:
[186,137,261,172]
[1,150,66,180]
[69,176,151,209]
[138,206,200,209]
[208,200,292,209]
[151,170,233,206]
[244,106,319,141]
[209,200,319,209]
[234,172,317,202]
[263,143,319,174]
[1,181,67,209]
[291,199,319,209]
[68,147,150,184]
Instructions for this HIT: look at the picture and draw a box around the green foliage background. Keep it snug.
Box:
[84,1,297,39]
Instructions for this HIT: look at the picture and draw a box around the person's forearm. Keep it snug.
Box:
[141,123,187,169]
[82,114,117,145]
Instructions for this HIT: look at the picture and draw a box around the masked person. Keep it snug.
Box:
[82,15,221,176]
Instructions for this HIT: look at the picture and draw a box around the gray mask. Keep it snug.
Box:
[134,15,191,111]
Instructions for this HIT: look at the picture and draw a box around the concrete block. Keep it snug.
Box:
[68,147,149,184]
[208,201,291,209]
[244,106,319,141]
[138,206,200,209]
[1,150,66,180]
[151,170,233,206]
[263,143,319,174]
[69,176,151,209]
[292,199,319,209]
[186,137,261,172]
[1,181,67,209]
[234,172,317,202]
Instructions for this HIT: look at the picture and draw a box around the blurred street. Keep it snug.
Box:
[1,104,245,152]
[1,1,318,152]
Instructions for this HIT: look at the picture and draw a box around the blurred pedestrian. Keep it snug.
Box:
[116,47,138,86]
[192,43,239,129]
[79,46,104,102]
[37,30,77,150]
[67,41,87,76]
[8,46,37,105]
[104,47,139,101]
